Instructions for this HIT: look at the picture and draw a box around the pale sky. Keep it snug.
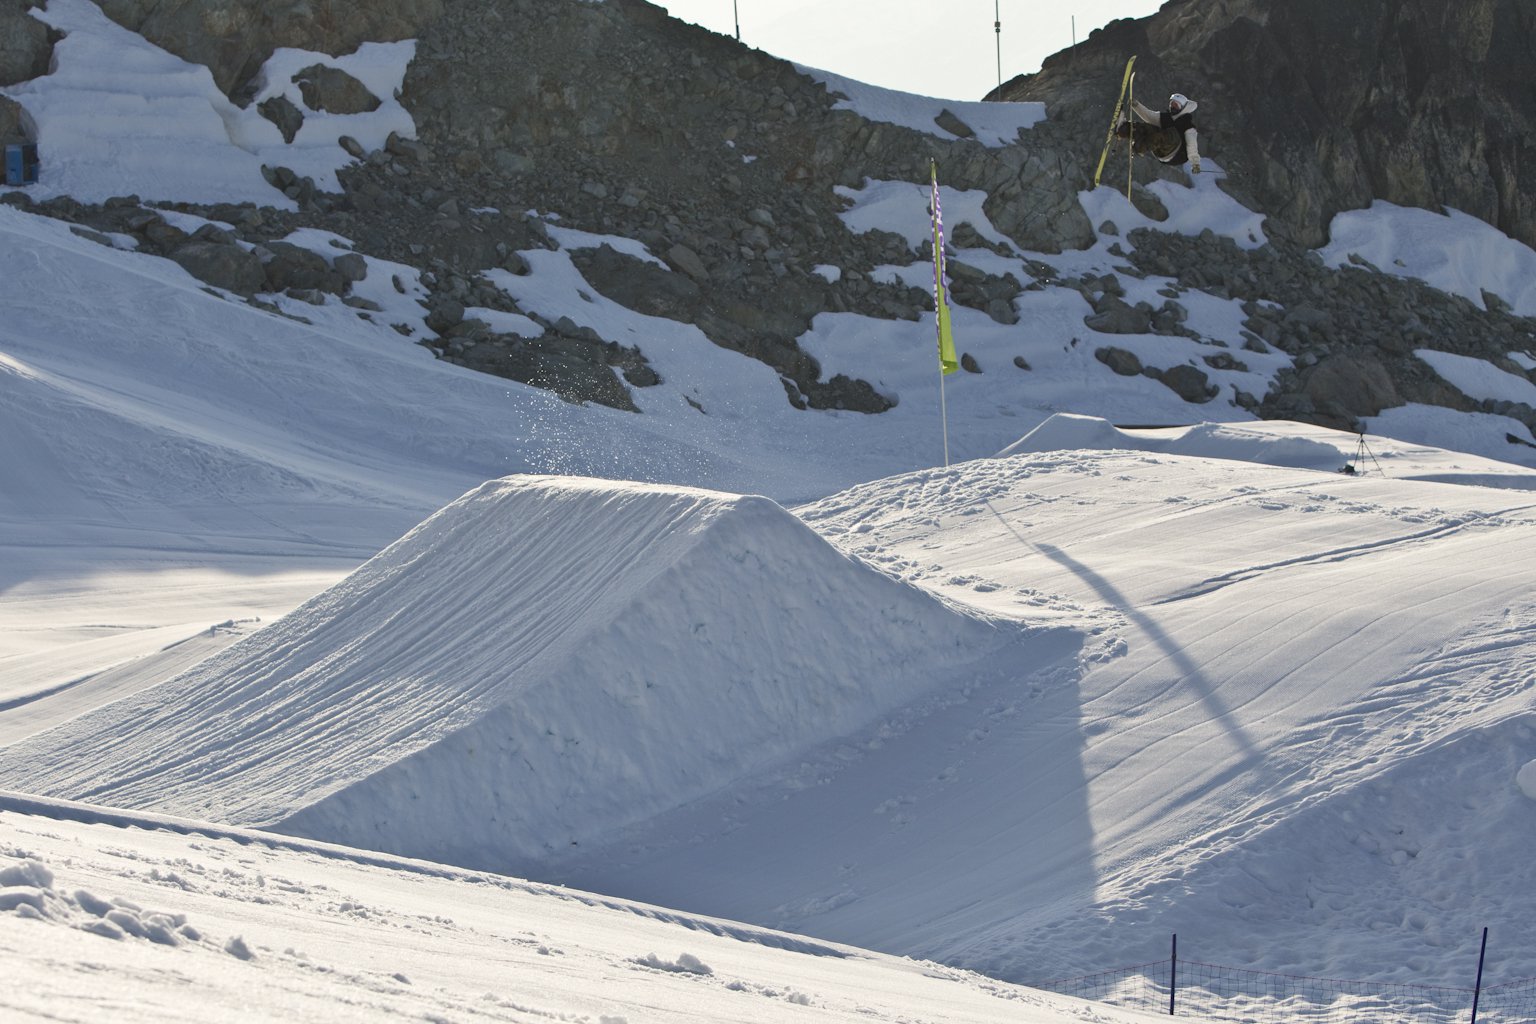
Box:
[654,1,1166,102]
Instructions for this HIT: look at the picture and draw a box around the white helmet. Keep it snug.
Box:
[1168,93,1190,113]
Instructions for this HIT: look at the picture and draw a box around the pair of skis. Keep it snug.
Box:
[1092,55,1137,200]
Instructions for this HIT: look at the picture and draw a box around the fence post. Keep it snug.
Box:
[1170,933,1177,1015]
[1470,927,1488,1024]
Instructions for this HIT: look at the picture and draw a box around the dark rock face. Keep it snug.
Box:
[258,95,304,144]
[170,241,266,296]
[92,0,443,94]
[294,64,380,114]
[1002,0,1536,250]
[4,0,1534,438]
[0,2,53,89]
[0,96,28,143]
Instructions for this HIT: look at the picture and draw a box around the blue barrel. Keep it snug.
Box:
[4,143,39,186]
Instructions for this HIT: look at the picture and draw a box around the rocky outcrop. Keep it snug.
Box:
[0,2,53,90]
[2,0,52,144]
[1001,0,1536,250]
[1123,226,1536,432]
[4,0,1534,437]
[93,0,442,94]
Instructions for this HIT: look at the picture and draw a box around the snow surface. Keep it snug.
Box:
[3,0,414,205]
[5,6,1536,1021]
[1415,348,1536,407]
[1319,202,1536,316]
[2,792,1134,1024]
[0,476,1025,874]
[803,65,1047,146]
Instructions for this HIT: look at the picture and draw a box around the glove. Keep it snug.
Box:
[1191,161,1201,174]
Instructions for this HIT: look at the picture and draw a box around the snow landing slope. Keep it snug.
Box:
[0,476,1034,871]
[538,437,1536,986]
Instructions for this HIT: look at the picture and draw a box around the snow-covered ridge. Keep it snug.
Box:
[0,475,1030,872]
[803,65,1047,146]
[1319,202,1536,317]
[4,0,414,205]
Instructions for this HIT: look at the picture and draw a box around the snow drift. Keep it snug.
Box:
[0,475,1029,871]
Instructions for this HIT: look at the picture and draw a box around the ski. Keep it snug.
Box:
[1126,71,1136,200]
[1092,55,1137,190]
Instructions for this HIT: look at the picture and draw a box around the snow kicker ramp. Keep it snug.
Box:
[0,476,1026,870]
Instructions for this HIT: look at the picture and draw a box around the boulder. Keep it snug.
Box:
[933,109,976,139]
[665,243,710,283]
[1298,354,1402,428]
[1085,295,1151,334]
[94,0,445,94]
[0,3,52,87]
[258,95,304,144]
[293,64,381,114]
[1095,346,1144,376]
[0,96,30,144]
[169,241,266,296]
[1157,364,1218,404]
[257,241,342,294]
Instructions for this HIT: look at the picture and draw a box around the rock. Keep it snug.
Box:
[94,0,446,95]
[576,245,701,321]
[69,225,117,248]
[1482,289,1513,315]
[293,64,381,114]
[1084,294,1151,334]
[257,241,342,293]
[258,95,304,144]
[0,4,53,87]
[933,108,976,139]
[1204,352,1248,372]
[1002,0,1536,250]
[0,95,31,145]
[332,252,369,282]
[960,352,981,373]
[169,241,266,296]
[1095,346,1144,376]
[665,243,710,282]
[1157,364,1218,403]
[1297,353,1402,428]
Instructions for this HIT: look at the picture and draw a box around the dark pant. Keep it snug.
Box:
[1114,121,1183,163]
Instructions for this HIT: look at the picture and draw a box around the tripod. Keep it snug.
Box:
[1340,432,1386,477]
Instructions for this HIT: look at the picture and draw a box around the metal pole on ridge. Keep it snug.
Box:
[995,1,1003,92]
[733,0,740,41]
[1471,927,1489,1024]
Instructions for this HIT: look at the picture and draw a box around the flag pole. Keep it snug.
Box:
[930,160,958,468]
[940,350,951,468]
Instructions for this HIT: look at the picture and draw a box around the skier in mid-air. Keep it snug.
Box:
[1116,92,1202,174]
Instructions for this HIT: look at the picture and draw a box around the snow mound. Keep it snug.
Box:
[999,414,1343,471]
[0,476,1018,872]
[1001,414,1536,484]
[1519,759,1536,801]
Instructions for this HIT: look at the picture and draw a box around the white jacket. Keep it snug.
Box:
[1131,98,1201,168]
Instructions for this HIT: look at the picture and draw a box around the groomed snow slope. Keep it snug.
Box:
[534,439,1536,986]
[0,476,1032,872]
[0,791,1150,1024]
